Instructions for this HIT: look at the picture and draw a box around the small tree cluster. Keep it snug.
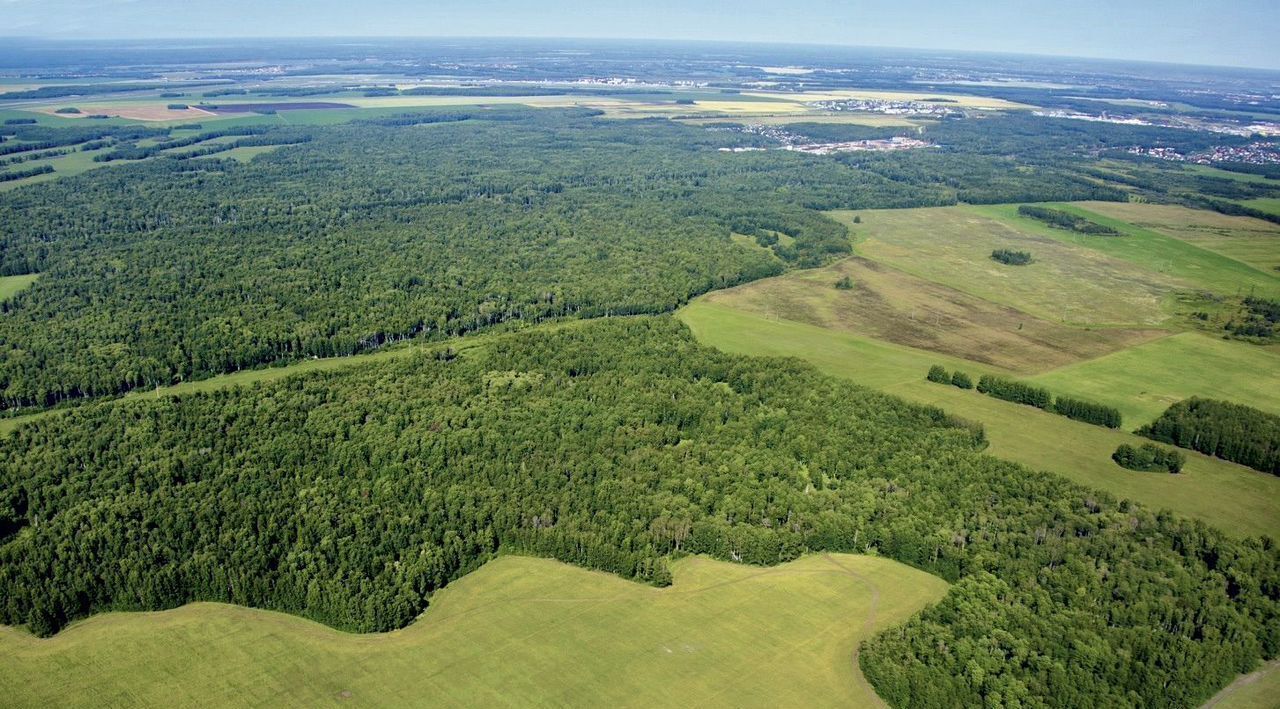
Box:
[991,249,1032,266]
[1113,443,1185,474]
[926,365,975,390]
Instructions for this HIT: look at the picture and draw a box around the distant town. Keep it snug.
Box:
[806,98,963,118]
[714,123,931,155]
[1127,141,1280,166]
[1035,109,1280,138]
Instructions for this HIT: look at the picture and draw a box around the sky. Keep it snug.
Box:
[2,0,1278,70]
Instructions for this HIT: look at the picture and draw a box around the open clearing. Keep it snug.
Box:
[679,301,1280,540]
[1080,201,1280,274]
[835,207,1179,326]
[702,255,1163,373]
[0,273,38,302]
[0,554,947,708]
[1031,331,1280,424]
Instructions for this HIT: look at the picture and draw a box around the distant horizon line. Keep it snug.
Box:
[0,34,1276,74]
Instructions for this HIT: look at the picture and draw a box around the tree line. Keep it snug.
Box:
[929,369,1124,429]
[1017,204,1121,234]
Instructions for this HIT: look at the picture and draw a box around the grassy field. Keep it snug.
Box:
[1080,201,1280,274]
[0,273,38,302]
[0,553,948,708]
[978,203,1280,298]
[1030,331,1280,424]
[1238,198,1280,218]
[679,301,1280,540]
[701,255,1163,373]
[1206,660,1280,709]
[835,207,1179,326]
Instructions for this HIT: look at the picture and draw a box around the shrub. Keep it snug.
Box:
[834,275,854,290]
[950,371,973,389]
[927,364,950,384]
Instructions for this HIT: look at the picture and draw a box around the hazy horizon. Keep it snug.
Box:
[1,0,1277,71]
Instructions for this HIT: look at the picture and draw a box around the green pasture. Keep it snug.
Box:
[1030,331,1280,424]
[0,554,947,708]
[1080,201,1280,274]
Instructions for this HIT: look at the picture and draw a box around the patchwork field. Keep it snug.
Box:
[37,104,216,121]
[979,203,1280,298]
[701,255,1163,373]
[679,302,1280,540]
[0,554,948,708]
[1080,201,1280,273]
[835,207,1179,326]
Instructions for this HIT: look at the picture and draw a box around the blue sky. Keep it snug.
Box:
[2,0,1278,69]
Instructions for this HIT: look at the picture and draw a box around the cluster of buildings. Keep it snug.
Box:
[1036,110,1280,138]
[714,124,930,155]
[1126,141,1280,165]
[805,98,962,118]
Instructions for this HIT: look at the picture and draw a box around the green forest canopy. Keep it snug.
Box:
[0,108,1140,411]
[0,318,1276,708]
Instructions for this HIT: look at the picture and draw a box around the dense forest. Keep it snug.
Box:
[0,107,1148,411]
[1138,398,1280,475]
[0,318,1274,707]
